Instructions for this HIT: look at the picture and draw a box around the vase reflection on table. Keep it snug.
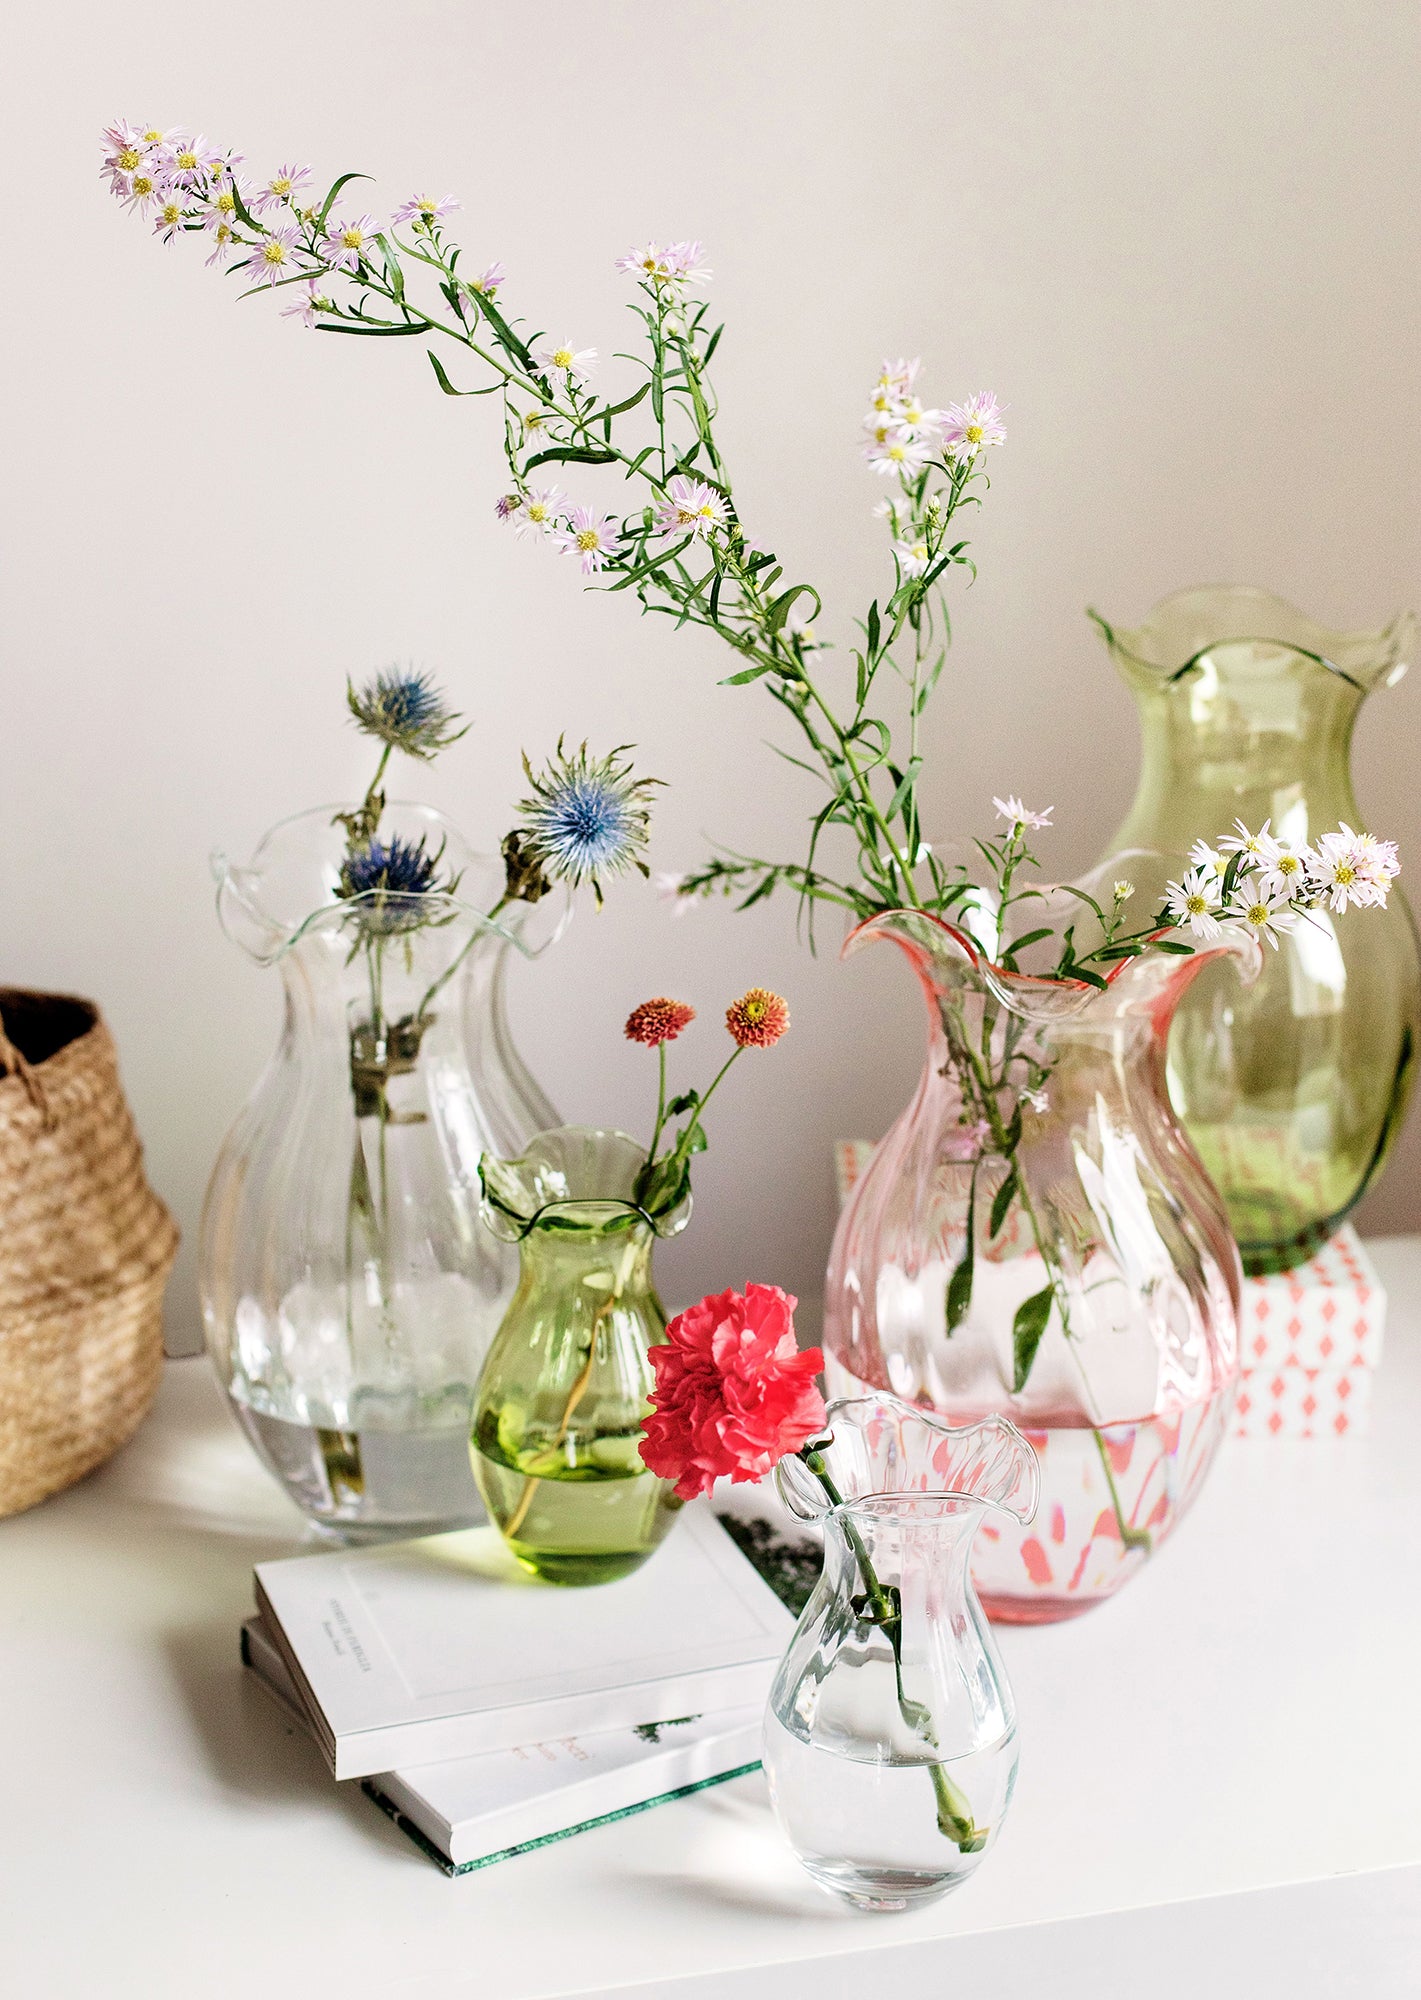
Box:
[824,906,1261,1623]
[1093,586,1421,1272]
[201,805,568,1541]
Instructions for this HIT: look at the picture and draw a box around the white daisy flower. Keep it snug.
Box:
[1165,866,1223,939]
[532,339,597,390]
[1228,875,1298,949]
[993,795,1054,831]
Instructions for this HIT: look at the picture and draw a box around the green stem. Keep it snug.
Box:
[801,1448,981,1850]
[944,997,1152,1556]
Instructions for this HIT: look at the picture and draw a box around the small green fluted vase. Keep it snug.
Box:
[470,1126,685,1585]
[1092,586,1421,1273]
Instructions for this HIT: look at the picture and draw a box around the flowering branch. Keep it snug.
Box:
[103,121,1004,935]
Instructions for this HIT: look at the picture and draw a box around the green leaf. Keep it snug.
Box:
[317,320,427,337]
[471,291,535,371]
[989,1168,1017,1241]
[598,381,651,422]
[523,445,618,470]
[427,350,497,396]
[1221,850,1245,900]
[885,757,923,824]
[702,323,724,363]
[318,171,371,232]
[229,178,262,233]
[766,582,822,634]
[866,599,881,659]
[666,1091,699,1116]
[719,663,774,685]
[945,1174,977,1333]
[1000,926,1053,959]
[1012,1284,1055,1392]
[1153,939,1196,954]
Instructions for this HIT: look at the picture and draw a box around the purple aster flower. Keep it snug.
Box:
[390,192,460,227]
[940,391,1007,462]
[252,162,312,216]
[324,211,380,272]
[552,506,623,574]
[241,226,301,286]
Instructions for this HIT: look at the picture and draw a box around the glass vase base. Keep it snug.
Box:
[800,1859,967,1914]
[471,1443,677,1588]
[231,1395,485,1542]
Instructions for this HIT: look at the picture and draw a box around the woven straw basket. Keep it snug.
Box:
[0,989,178,1518]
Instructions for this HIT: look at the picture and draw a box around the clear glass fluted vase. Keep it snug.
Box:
[823,908,1260,1623]
[200,804,568,1540]
[765,1396,1039,1913]
[1092,586,1421,1272]
[470,1126,687,1585]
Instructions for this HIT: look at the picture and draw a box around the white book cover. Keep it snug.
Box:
[241,1619,763,1875]
[253,1504,794,1779]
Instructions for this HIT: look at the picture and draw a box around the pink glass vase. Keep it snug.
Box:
[823,908,1260,1624]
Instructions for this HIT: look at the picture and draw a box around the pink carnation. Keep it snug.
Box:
[640,1284,826,1500]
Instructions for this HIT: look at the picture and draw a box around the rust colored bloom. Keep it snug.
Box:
[725,987,789,1049]
[639,1284,826,1500]
[624,997,696,1046]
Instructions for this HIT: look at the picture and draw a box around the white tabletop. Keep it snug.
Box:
[5,1243,1421,1999]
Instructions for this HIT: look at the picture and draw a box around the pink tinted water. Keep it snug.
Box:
[824,1355,1235,1623]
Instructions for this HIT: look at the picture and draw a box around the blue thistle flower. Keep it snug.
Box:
[338,834,449,932]
[347,667,466,760]
[514,740,659,905]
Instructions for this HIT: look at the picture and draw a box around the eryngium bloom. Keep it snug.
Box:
[515,741,657,904]
[337,834,446,932]
[625,998,696,1046]
[347,668,467,759]
[725,988,790,1049]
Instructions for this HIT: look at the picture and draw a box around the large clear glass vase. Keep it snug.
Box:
[1093,586,1421,1271]
[471,1127,687,1586]
[200,804,568,1540]
[823,908,1260,1623]
[764,1397,1038,1913]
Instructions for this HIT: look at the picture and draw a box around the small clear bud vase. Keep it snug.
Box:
[765,1397,1039,1913]
[201,805,568,1540]
[470,1127,688,1585]
[1093,586,1421,1272]
[824,907,1260,1622]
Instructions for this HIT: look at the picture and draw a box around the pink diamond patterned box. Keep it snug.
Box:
[1233,1226,1384,1438]
[834,1144,1384,1441]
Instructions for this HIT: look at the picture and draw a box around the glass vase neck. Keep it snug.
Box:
[1089,585,1414,694]
[479,1125,692,1242]
[843,907,1259,1034]
[212,802,571,967]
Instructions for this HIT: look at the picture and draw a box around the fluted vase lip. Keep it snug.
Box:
[777,1395,1040,1526]
[479,1123,692,1241]
[211,802,573,967]
[1088,584,1415,693]
[843,904,1260,1024]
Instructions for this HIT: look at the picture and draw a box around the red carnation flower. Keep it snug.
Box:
[725,987,789,1049]
[625,997,697,1046]
[639,1284,826,1500]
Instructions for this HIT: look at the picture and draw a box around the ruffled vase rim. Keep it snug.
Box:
[1087,584,1415,692]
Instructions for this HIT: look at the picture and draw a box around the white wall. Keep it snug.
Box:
[5,0,1420,1353]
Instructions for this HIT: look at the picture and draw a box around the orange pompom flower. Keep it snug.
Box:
[625,997,696,1047]
[725,987,790,1049]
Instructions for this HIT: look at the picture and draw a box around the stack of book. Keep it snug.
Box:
[242,1504,804,1875]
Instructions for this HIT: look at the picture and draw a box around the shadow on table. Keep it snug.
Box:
[159,1616,427,1867]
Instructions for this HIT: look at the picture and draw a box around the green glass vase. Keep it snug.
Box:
[1092,586,1421,1273]
[470,1126,686,1585]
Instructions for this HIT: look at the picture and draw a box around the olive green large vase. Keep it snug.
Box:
[1093,586,1420,1273]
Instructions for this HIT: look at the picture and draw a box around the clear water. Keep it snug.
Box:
[762,1710,1018,1911]
[231,1391,484,1541]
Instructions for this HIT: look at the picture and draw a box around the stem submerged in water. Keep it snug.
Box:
[800,1447,984,1852]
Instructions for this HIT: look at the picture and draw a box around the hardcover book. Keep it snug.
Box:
[253,1504,794,1778]
[241,1618,763,1875]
